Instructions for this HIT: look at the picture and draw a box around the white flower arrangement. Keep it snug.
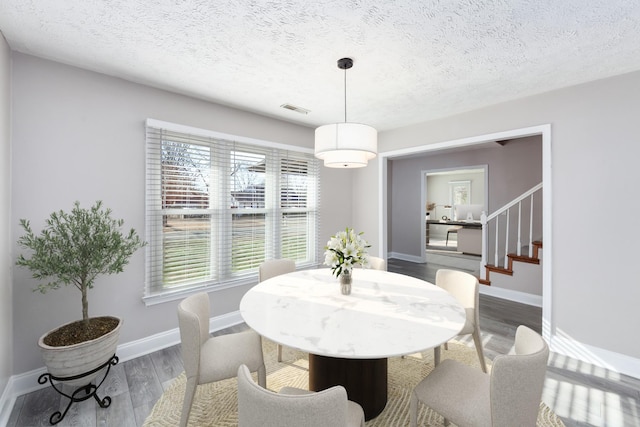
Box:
[323,227,371,277]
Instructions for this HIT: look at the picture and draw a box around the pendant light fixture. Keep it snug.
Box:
[314,58,378,168]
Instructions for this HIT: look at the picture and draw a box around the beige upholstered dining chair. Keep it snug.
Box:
[258,258,295,362]
[410,325,549,427]
[434,269,487,373]
[368,256,387,271]
[237,364,365,427]
[177,292,266,427]
[354,255,386,270]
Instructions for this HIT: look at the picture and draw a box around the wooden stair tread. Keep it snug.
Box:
[508,253,540,265]
[481,240,542,286]
[485,264,513,275]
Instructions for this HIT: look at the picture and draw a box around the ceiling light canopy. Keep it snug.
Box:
[314,58,377,168]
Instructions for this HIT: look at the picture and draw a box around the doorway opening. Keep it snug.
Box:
[377,124,552,344]
[422,166,487,258]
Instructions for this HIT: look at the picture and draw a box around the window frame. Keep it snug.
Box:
[143,119,320,305]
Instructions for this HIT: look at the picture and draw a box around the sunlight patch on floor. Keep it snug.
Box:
[543,370,640,426]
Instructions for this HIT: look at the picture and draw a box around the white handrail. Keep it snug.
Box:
[486,183,542,221]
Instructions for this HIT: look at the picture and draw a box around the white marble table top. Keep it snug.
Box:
[240,268,466,359]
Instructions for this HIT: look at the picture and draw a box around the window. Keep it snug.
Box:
[145,120,320,300]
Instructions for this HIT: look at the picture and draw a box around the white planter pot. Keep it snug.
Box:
[38,316,122,387]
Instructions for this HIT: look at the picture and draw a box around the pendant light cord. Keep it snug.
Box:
[344,65,347,123]
[337,57,353,123]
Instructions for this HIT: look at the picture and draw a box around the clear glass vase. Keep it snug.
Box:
[340,270,352,295]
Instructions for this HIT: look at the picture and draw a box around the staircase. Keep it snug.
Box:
[479,184,543,293]
[480,240,542,286]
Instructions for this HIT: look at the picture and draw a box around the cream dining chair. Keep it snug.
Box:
[434,269,487,373]
[354,255,386,271]
[258,259,296,362]
[177,292,266,427]
[410,325,549,427]
[237,364,365,427]
[367,256,387,271]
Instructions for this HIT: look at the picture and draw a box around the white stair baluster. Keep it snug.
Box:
[494,216,499,267]
[517,201,522,256]
[504,210,510,267]
[529,193,534,258]
[481,211,487,280]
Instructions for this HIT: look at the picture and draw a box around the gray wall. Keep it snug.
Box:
[389,136,542,256]
[0,33,12,400]
[10,53,352,374]
[358,71,640,365]
[6,48,640,380]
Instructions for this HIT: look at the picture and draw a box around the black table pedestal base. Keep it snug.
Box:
[308,354,387,421]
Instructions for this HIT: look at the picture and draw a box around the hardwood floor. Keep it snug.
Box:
[7,258,640,426]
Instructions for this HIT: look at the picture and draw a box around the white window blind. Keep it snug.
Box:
[145,122,320,298]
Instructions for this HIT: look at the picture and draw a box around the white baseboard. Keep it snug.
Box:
[479,284,542,307]
[117,310,243,362]
[0,377,17,427]
[550,334,640,380]
[388,251,425,263]
[0,311,244,421]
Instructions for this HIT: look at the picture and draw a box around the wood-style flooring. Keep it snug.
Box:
[7,257,640,426]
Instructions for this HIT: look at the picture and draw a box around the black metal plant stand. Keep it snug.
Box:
[37,354,119,425]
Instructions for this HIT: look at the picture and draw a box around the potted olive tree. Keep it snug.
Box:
[16,201,145,386]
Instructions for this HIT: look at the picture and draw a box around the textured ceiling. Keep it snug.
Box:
[1,0,639,131]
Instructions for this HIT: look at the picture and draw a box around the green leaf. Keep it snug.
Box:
[16,201,146,321]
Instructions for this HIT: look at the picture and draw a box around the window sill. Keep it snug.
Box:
[142,276,257,307]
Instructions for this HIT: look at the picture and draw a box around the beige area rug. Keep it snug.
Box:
[143,339,564,426]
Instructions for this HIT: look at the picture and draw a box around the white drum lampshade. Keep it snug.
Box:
[314,122,377,168]
[314,57,378,168]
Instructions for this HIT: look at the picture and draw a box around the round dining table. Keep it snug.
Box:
[239,268,466,420]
